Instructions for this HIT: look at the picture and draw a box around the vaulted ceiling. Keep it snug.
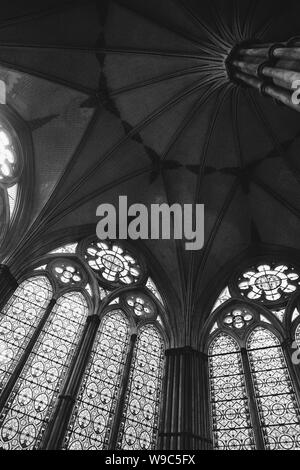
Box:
[0,0,300,346]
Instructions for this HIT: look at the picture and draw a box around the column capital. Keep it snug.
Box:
[165,346,208,361]
[86,313,101,325]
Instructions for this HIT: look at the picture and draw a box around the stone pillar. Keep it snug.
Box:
[227,37,300,112]
[158,346,212,450]
[0,264,18,309]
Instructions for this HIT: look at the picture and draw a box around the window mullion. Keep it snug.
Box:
[240,347,265,450]
[108,332,137,449]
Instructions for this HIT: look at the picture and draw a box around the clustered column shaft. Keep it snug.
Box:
[158,347,212,450]
[227,37,300,112]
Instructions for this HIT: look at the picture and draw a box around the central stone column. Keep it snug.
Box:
[226,37,300,112]
[158,346,212,450]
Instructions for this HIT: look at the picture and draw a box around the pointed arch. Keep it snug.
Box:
[118,323,165,450]
[295,323,300,349]
[247,327,300,450]
[208,333,255,450]
[0,290,88,449]
[0,275,52,394]
[0,238,168,450]
[64,309,130,450]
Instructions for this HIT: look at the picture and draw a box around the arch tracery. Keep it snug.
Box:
[0,238,166,450]
[206,258,300,450]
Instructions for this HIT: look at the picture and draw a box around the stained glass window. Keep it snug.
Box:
[64,310,130,450]
[238,264,299,301]
[211,286,231,312]
[125,293,156,319]
[85,240,142,286]
[209,322,218,334]
[49,243,78,254]
[0,124,18,182]
[223,308,253,330]
[296,324,300,349]
[118,324,164,450]
[271,309,285,322]
[209,334,255,450]
[0,276,52,395]
[247,328,300,450]
[0,292,88,449]
[85,284,92,296]
[99,285,110,300]
[292,308,300,323]
[0,238,165,450]
[7,184,18,218]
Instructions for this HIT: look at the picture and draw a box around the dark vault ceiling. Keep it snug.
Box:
[0,0,299,345]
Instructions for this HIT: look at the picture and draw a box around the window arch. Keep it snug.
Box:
[247,327,300,450]
[296,323,300,350]
[0,114,24,236]
[0,290,88,449]
[0,238,166,450]
[0,276,52,395]
[64,309,130,450]
[209,334,254,450]
[207,259,300,451]
[118,323,165,450]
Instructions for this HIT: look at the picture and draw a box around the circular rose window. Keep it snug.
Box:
[237,263,299,303]
[84,240,144,287]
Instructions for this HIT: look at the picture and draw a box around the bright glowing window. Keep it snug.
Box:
[64,310,130,450]
[238,264,299,302]
[85,240,143,287]
[0,276,52,395]
[118,324,164,450]
[209,334,254,450]
[247,328,300,450]
[0,292,88,449]
[0,124,17,182]
[0,240,165,450]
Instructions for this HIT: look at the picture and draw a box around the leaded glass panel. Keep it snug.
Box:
[0,292,88,449]
[118,325,164,450]
[146,278,163,305]
[247,328,300,450]
[211,286,231,312]
[238,264,299,302]
[7,184,18,217]
[0,276,52,395]
[209,334,254,450]
[296,324,300,349]
[0,124,18,182]
[292,308,300,323]
[64,310,130,450]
